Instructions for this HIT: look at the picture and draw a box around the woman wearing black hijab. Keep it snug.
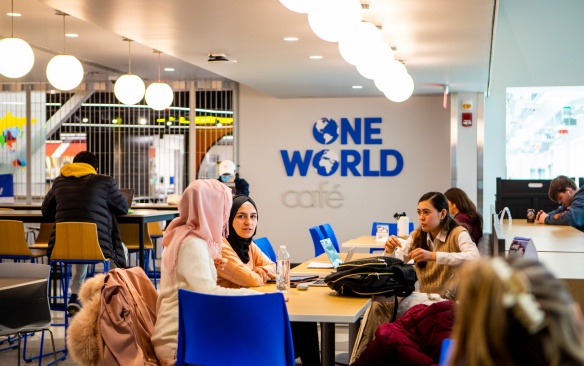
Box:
[217,195,276,288]
[217,195,321,366]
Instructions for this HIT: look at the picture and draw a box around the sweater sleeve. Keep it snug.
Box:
[178,239,258,295]
[435,230,480,266]
[219,240,266,287]
[545,193,584,228]
[250,243,277,279]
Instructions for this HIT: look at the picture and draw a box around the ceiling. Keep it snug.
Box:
[0,0,495,99]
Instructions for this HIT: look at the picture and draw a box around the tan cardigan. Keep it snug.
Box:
[217,237,277,288]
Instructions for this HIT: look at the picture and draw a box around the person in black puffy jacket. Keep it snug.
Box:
[42,151,128,315]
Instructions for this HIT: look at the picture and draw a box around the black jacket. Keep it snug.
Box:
[217,174,250,196]
[41,163,129,267]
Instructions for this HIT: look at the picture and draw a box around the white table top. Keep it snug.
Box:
[254,283,370,323]
[291,252,372,277]
[501,219,584,253]
[536,252,584,280]
[341,235,386,249]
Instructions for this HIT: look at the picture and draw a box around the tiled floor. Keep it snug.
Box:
[0,313,349,365]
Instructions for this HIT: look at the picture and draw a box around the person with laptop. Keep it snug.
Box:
[385,192,480,296]
[216,194,321,366]
[41,151,129,316]
[536,175,584,232]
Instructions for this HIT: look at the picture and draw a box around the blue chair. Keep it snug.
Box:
[369,222,414,253]
[177,289,295,366]
[309,226,326,257]
[370,222,415,236]
[254,236,277,262]
[318,223,340,252]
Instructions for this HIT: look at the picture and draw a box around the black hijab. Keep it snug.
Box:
[227,195,258,264]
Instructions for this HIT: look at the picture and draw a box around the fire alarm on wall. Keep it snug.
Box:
[462,112,472,127]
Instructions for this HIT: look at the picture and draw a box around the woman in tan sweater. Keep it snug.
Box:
[385,191,480,295]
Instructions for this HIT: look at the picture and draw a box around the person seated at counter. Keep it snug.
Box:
[385,192,480,296]
[444,187,483,243]
[41,151,128,316]
[536,175,584,232]
[446,257,584,365]
[217,194,321,366]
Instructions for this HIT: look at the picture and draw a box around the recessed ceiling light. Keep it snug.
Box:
[283,37,299,42]
[7,13,21,17]
[139,117,147,125]
[352,85,363,89]
[164,67,175,72]
[65,33,78,38]
[82,117,89,123]
[309,55,323,60]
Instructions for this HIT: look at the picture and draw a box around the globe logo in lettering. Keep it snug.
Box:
[312,149,339,176]
[312,118,339,145]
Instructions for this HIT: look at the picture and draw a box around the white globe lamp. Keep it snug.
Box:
[0,38,34,78]
[46,54,84,91]
[384,72,414,103]
[355,42,394,80]
[373,59,408,93]
[278,0,310,13]
[145,82,174,110]
[114,74,145,105]
[338,22,382,66]
[308,0,362,42]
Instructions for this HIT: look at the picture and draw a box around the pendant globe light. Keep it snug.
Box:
[0,0,34,78]
[145,50,174,110]
[114,38,145,105]
[46,11,84,91]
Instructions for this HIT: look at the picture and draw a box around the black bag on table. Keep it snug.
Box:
[323,256,416,298]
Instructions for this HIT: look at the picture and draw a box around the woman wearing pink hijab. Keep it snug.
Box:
[152,179,258,365]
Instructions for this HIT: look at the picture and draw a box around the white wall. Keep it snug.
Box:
[484,0,584,228]
[239,85,450,262]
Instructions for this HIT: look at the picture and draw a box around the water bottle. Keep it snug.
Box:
[276,245,290,301]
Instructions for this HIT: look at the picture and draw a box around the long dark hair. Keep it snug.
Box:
[444,187,483,234]
[413,192,460,268]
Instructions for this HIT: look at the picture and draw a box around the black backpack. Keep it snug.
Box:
[324,256,417,298]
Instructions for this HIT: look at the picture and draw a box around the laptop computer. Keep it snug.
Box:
[310,239,355,286]
[119,188,135,208]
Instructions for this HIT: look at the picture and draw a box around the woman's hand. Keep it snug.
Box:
[213,258,227,270]
[409,248,435,262]
[385,235,402,253]
[253,267,269,283]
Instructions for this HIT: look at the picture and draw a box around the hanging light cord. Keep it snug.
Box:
[128,40,133,74]
[158,51,161,82]
[62,14,66,53]
[10,0,14,37]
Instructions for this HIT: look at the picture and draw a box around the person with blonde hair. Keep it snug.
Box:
[447,257,584,366]
[152,179,258,366]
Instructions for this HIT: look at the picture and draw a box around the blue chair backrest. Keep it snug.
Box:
[318,224,340,252]
[370,222,414,236]
[254,236,277,262]
[309,226,325,257]
[177,289,295,366]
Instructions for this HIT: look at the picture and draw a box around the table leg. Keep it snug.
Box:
[320,323,335,366]
[138,221,145,269]
[348,319,360,359]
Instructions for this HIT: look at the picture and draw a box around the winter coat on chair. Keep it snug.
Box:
[67,267,159,366]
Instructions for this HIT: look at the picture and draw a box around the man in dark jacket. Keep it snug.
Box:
[536,175,584,232]
[42,151,129,315]
[217,159,249,196]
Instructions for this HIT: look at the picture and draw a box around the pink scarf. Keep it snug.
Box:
[161,179,232,281]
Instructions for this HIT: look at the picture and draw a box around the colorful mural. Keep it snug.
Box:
[0,111,37,167]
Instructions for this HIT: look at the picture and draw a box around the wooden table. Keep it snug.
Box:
[0,209,179,269]
[342,235,386,250]
[501,219,584,252]
[291,252,372,277]
[0,202,42,210]
[0,277,45,291]
[254,284,370,366]
[131,203,179,210]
